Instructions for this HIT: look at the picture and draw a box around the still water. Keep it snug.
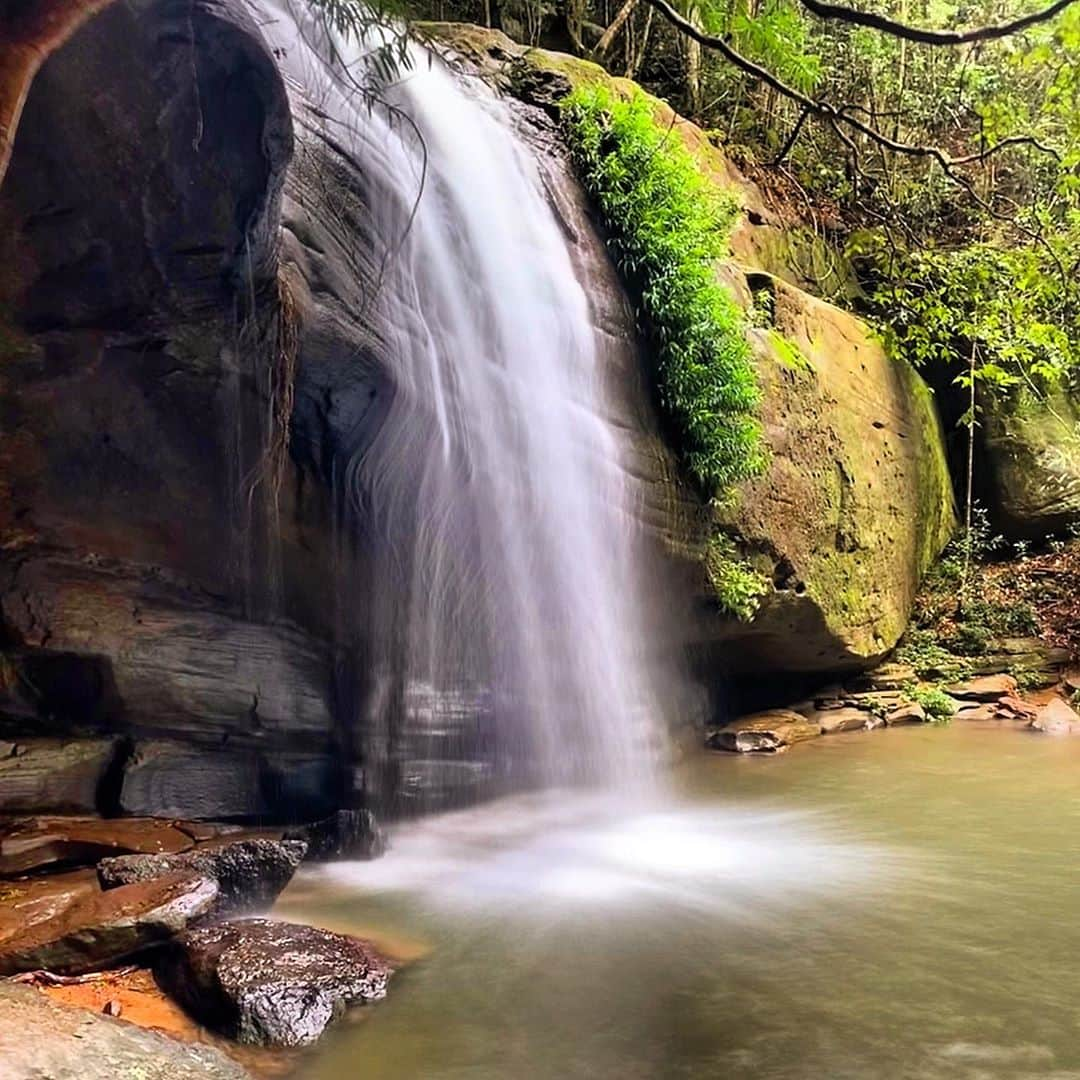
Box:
[279,724,1080,1079]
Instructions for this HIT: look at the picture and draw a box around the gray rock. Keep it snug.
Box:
[157,919,391,1046]
[0,872,218,975]
[0,739,119,815]
[0,982,251,1080]
[98,839,306,916]
[284,811,386,862]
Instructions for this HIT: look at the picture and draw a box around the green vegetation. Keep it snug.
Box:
[906,684,957,723]
[561,84,764,495]
[862,239,1080,400]
[705,534,770,621]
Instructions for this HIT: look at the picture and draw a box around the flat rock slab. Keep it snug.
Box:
[158,918,392,1046]
[0,739,119,815]
[0,815,194,877]
[809,706,875,734]
[0,869,99,946]
[947,674,1018,702]
[0,982,251,1080]
[0,871,217,975]
[707,711,822,753]
[885,703,927,725]
[98,839,307,917]
[1030,696,1080,735]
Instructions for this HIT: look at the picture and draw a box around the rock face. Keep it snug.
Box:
[0,872,218,975]
[97,839,306,917]
[981,386,1080,538]
[157,919,392,1046]
[0,0,345,819]
[0,982,252,1080]
[708,281,956,672]
[0,739,120,814]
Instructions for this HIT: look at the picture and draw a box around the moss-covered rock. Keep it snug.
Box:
[980,385,1080,539]
[700,275,956,671]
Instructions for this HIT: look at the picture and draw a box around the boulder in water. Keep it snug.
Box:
[284,810,386,861]
[707,710,822,753]
[97,839,307,917]
[157,919,391,1046]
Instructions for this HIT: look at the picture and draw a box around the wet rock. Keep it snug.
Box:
[947,674,1018,702]
[810,706,875,734]
[707,710,822,753]
[885,702,927,725]
[157,919,391,1046]
[0,739,120,815]
[284,810,386,862]
[0,982,251,1080]
[0,816,194,878]
[0,872,217,975]
[1029,696,1080,735]
[98,839,307,917]
[0,869,99,946]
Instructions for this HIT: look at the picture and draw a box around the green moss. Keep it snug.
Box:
[561,84,764,496]
[705,534,770,621]
[766,329,813,373]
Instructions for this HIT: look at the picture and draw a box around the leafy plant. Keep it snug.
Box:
[907,684,957,722]
[705,534,770,621]
[561,85,765,496]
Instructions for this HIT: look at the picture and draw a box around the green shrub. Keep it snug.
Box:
[705,535,770,621]
[561,85,764,496]
[894,628,972,681]
[907,684,957,722]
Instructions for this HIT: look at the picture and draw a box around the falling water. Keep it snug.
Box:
[261,4,678,801]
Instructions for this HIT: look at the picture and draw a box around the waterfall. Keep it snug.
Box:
[261,4,677,803]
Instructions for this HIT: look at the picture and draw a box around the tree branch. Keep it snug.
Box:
[638,0,1062,171]
[796,0,1079,46]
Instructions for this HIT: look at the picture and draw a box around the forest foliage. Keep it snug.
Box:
[411,0,1080,410]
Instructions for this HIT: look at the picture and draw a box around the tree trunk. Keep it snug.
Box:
[0,0,117,192]
[624,4,652,76]
[592,0,638,58]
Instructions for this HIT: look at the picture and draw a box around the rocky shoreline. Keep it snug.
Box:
[0,811,391,1079]
[709,650,1080,753]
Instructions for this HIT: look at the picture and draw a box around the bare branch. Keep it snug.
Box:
[796,0,1079,46]
[638,0,1062,171]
